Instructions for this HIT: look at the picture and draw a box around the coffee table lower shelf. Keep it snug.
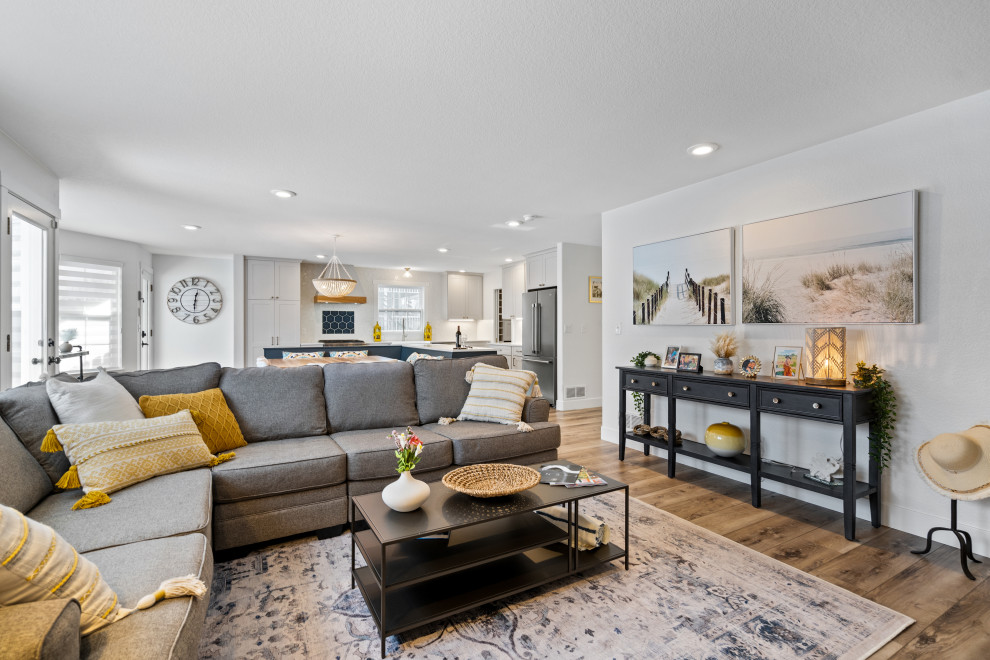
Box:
[352,540,625,642]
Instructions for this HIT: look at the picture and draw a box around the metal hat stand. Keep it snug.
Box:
[911,498,981,580]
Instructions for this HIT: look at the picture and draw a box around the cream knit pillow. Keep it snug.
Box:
[457,363,539,426]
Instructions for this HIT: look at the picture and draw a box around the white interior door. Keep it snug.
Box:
[2,188,57,388]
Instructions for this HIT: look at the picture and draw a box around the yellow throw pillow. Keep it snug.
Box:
[0,502,207,635]
[43,410,227,509]
[138,388,246,453]
[458,363,539,426]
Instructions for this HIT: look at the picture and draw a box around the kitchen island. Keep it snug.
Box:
[263,342,497,361]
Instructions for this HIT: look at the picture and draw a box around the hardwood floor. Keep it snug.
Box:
[550,407,990,659]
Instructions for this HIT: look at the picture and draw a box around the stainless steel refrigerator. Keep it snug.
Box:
[522,288,556,406]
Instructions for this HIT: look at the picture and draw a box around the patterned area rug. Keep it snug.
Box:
[200,494,912,659]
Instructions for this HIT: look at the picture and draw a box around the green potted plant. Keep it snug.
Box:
[853,362,897,473]
[629,351,662,417]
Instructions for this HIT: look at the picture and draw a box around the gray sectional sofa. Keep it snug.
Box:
[0,354,558,659]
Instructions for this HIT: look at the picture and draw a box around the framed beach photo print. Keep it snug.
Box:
[772,346,802,379]
[662,346,680,369]
[589,276,602,303]
[677,352,702,373]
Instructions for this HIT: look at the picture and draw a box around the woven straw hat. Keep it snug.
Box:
[916,425,990,501]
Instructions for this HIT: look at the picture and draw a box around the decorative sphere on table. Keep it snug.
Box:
[705,421,746,457]
[644,355,659,367]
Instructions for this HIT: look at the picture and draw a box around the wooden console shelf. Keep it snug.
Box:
[617,366,879,541]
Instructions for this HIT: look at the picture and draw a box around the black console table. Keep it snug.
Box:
[616,366,878,541]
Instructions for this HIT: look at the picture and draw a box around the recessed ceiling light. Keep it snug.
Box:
[687,143,719,156]
[182,224,202,231]
[504,257,513,262]
[437,247,449,253]
[459,269,466,273]
[316,254,326,259]
[506,219,521,227]
[271,189,296,198]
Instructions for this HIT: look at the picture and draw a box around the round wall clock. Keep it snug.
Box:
[167,277,223,324]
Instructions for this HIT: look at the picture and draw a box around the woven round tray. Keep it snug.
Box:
[442,463,541,498]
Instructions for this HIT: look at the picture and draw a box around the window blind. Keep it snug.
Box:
[58,259,122,370]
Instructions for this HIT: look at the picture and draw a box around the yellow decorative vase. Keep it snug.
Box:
[705,421,746,457]
[373,322,382,342]
[424,321,432,341]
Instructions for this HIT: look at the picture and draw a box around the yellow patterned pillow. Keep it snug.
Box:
[458,363,539,425]
[42,410,227,510]
[0,502,207,635]
[138,388,246,453]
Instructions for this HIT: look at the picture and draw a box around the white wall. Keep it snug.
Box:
[59,231,152,371]
[602,90,990,554]
[558,243,602,410]
[299,263,477,344]
[0,128,59,217]
[152,254,237,368]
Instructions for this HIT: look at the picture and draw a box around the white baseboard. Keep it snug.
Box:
[555,396,602,412]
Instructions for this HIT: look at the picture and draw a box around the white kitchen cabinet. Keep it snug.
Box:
[500,262,526,319]
[445,272,483,320]
[246,300,301,361]
[247,258,300,301]
[525,248,557,290]
[510,346,523,371]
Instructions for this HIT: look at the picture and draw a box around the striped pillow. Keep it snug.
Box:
[457,363,539,425]
[282,351,325,359]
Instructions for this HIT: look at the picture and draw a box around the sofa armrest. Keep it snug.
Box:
[521,397,550,423]
[0,598,81,660]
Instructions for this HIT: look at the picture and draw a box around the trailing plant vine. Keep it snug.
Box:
[629,351,663,417]
[853,361,897,473]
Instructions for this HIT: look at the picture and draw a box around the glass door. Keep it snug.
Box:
[3,188,57,388]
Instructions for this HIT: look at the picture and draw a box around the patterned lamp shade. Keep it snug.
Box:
[805,327,846,386]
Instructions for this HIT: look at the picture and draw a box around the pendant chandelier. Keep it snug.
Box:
[313,235,357,297]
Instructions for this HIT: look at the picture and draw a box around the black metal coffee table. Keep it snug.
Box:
[350,461,629,658]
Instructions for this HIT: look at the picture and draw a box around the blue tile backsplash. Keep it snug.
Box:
[322,310,355,334]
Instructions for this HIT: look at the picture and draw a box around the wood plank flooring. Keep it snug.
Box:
[551,407,989,658]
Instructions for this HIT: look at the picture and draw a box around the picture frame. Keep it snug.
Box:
[588,276,602,303]
[772,346,802,379]
[739,356,762,377]
[677,352,702,373]
[661,346,680,369]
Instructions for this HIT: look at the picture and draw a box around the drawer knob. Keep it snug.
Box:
[630,379,638,384]
[651,381,658,387]
[772,397,780,404]
[727,391,735,397]
[812,402,822,409]
[682,386,690,391]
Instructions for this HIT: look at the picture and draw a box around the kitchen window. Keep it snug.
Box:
[58,257,123,370]
[377,283,425,333]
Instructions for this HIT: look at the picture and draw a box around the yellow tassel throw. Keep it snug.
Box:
[133,575,208,610]
[208,452,235,467]
[71,491,112,510]
[41,429,63,453]
[55,465,81,490]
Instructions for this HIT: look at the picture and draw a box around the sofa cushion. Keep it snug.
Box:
[0,598,80,660]
[0,417,52,512]
[457,363,538,426]
[27,468,212,554]
[46,369,145,424]
[219,366,327,442]
[426,421,561,465]
[413,355,508,424]
[139,388,247,453]
[331,427,452,480]
[110,362,222,400]
[323,361,420,432]
[82,533,211,660]
[213,485,347,551]
[210,435,346,503]
[0,384,70,485]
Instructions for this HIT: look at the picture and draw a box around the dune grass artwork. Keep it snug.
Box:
[632,228,733,325]
[742,191,917,324]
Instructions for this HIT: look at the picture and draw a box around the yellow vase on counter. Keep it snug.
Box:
[373,322,382,342]
[424,321,432,341]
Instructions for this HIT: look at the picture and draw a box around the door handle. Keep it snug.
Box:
[536,302,542,354]
[525,358,552,364]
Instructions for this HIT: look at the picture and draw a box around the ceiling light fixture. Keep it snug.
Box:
[506,219,521,227]
[316,254,326,259]
[182,224,202,231]
[459,269,466,273]
[312,235,357,297]
[437,247,449,253]
[271,189,296,198]
[403,267,412,278]
[687,143,719,156]
[504,257,513,262]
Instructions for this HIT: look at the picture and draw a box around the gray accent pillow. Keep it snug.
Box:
[219,366,327,442]
[0,416,52,511]
[323,361,420,432]
[0,384,70,485]
[413,355,508,424]
[110,362,222,400]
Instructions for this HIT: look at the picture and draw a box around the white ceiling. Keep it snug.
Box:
[2,1,989,271]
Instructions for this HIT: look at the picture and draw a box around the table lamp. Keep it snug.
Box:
[805,327,846,386]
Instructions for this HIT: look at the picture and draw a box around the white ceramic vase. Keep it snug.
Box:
[381,470,431,512]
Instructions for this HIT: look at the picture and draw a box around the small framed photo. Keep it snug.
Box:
[772,346,802,379]
[588,276,602,303]
[677,352,702,373]
[662,346,680,369]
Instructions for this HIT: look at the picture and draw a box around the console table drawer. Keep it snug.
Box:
[759,389,842,420]
[673,378,749,406]
[624,373,666,395]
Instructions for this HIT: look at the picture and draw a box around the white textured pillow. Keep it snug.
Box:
[46,368,145,424]
[458,363,539,425]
